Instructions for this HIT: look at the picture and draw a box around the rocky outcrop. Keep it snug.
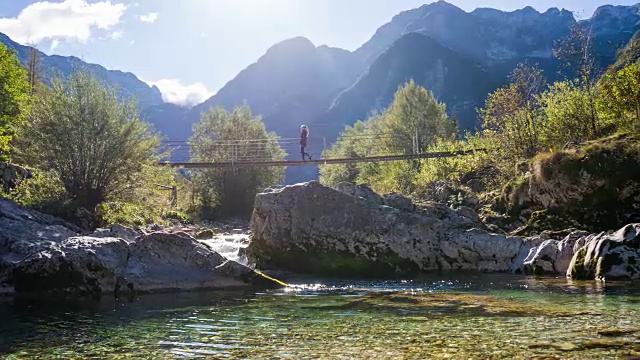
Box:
[567,224,640,281]
[0,197,284,297]
[249,181,640,281]
[499,133,640,234]
[248,182,543,276]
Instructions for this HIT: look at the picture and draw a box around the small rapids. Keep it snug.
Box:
[199,233,250,265]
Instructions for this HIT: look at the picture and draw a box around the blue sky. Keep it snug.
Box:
[0,0,637,106]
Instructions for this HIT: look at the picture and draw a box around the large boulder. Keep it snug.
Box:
[334,182,383,205]
[567,224,640,280]
[0,197,284,297]
[248,182,541,276]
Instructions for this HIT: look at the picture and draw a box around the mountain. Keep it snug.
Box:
[315,33,499,142]
[188,37,361,141]
[614,30,640,68]
[0,33,164,110]
[353,1,576,69]
[586,4,640,67]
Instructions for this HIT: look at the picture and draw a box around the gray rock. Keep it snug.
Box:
[0,197,284,296]
[334,182,383,205]
[90,224,141,242]
[568,224,640,280]
[248,182,538,276]
[521,231,589,274]
[383,193,414,211]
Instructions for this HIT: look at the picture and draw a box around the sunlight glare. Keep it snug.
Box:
[213,0,298,19]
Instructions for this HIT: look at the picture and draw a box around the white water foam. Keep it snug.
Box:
[200,234,250,265]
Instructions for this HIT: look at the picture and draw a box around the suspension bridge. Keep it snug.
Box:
[158,133,484,169]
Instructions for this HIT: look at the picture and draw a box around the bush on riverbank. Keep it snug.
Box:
[189,106,286,219]
[0,67,193,229]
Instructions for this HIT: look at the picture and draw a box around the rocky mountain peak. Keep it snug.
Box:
[261,36,316,60]
[592,3,640,19]
[586,3,640,38]
[472,5,574,24]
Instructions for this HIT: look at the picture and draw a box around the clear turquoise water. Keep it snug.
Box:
[1,274,639,359]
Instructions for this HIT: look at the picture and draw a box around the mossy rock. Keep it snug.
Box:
[195,229,216,240]
[502,132,640,233]
[249,238,420,278]
[568,224,640,280]
[512,210,582,237]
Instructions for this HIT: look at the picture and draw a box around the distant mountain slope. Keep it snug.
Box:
[614,30,640,68]
[353,1,576,69]
[586,4,640,67]
[0,32,164,110]
[314,33,500,143]
[188,37,360,141]
[141,103,190,140]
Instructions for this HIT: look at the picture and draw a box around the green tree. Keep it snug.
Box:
[189,106,285,218]
[537,80,599,149]
[320,81,456,194]
[554,25,600,134]
[26,45,43,97]
[599,63,640,130]
[0,43,30,161]
[17,70,160,210]
[382,80,458,155]
[480,63,546,163]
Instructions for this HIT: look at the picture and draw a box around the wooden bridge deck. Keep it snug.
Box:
[162,149,482,169]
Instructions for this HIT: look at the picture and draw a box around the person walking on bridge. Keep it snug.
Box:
[300,125,312,161]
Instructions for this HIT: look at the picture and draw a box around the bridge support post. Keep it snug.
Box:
[171,186,178,207]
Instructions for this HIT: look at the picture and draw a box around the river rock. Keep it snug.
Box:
[567,224,640,280]
[521,231,590,274]
[0,197,284,297]
[334,182,383,205]
[383,193,415,212]
[248,181,541,276]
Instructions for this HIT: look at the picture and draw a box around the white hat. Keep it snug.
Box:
[301,125,308,129]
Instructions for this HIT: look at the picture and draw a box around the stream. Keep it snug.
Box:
[1,274,638,359]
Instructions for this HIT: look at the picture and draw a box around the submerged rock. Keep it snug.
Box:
[248,181,540,276]
[568,224,640,280]
[0,197,285,297]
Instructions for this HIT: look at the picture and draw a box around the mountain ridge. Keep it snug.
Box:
[0,32,165,111]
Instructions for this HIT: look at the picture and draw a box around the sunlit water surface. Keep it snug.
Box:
[1,274,639,359]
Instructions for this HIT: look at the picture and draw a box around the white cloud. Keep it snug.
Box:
[0,0,127,46]
[109,31,124,40]
[49,39,60,52]
[138,12,158,23]
[148,79,214,107]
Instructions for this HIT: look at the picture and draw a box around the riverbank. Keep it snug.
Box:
[2,178,639,300]
[0,197,284,298]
